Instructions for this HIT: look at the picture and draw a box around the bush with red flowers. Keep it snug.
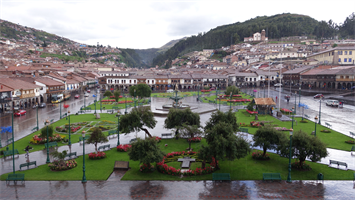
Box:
[187,137,202,143]
[246,109,258,114]
[101,100,115,102]
[117,100,133,104]
[251,151,270,160]
[88,151,106,160]
[139,163,155,173]
[149,136,161,143]
[201,90,211,93]
[117,144,132,152]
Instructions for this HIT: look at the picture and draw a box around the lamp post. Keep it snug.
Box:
[81,131,87,183]
[134,89,136,108]
[216,87,218,107]
[60,101,62,119]
[100,93,102,113]
[294,91,297,115]
[94,100,97,114]
[197,85,200,101]
[298,86,301,108]
[117,111,121,146]
[314,115,318,137]
[11,111,15,173]
[318,98,322,125]
[291,107,295,128]
[45,119,50,163]
[286,128,293,183]
[68,110,71,146]
[229,92,232,110]
[219,95,221,111]
[36,103,39,131]
[124,93,127,114]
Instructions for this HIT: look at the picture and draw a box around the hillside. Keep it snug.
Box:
[152,13,355,67]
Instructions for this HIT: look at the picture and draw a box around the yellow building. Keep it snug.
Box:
[307,47,355,65]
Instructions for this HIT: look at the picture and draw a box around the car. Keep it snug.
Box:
[166,89,174,93]
[87,90,91,93]
[75,94,80,99]
[326,100,339,107]
[14,110,26,116]
[84,93,89,97]
[274,83,282,87]
[313,94,324,99]
[38,103,46,108]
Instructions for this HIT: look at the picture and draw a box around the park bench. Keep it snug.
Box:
[329,160,348,170]
[98,144,110,151]
[44,142,58,149]
[3,149,20,157]
[31,127,38,132]
[6,174,25,185]
[325,122,332,128]
[262,173,282,181]
[19,161,37,170]
[77,110,85,114]
[108,130,117,138]
[6,138,13,145]
[79,135,90,142]
[130,138,138,143]
[304,114,310,119]
[240,128,249,133]
[212,173,231,181]
[350,132,355,139]
[161,133,173,139]
[351,146,355,155]
[65,152,77,160]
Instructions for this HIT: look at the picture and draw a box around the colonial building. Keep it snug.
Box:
[244,29,268,42]
[307,47,355,65]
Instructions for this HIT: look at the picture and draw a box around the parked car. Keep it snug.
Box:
[75,94,80,99]
[326,100,339,107]
[166,89,174,93]
[14,110,26,116]
[313,94,324,99]
[84,93,89,97]
[87,90,91,93]
[274,83,282,87]
[38,103,46,108]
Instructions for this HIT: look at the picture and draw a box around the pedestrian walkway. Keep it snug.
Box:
[1,180,354,199]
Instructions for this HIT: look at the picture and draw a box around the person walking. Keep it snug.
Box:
[25,145,30,157]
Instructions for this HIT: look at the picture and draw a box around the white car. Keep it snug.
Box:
[84,93,89,97]
[166,89,174,93]
[326,100,339,107]
[274,83,282,87]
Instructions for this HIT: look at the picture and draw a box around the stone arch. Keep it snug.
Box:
[337,83,342,89]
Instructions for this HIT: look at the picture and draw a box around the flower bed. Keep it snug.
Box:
[345,140,355,144]
[30,134,65,144]
[140,163,155,173]
[188,137,202,143]
[291,161,311,171]
[117,144,132,152]
[48,159,77,171]
[88,151,106,160]
[246,109,258,114]
[157,151,217,176]
[98,120,116,125]
[117,100,133,104]
[101,100,115,102]
[250,121,262,127]
[252,151,270,160]
[150,136,161,143]
[320,130,331,133]
[200,90,211,93]
[274,127,291,131]
[109,96,123,99]
[227,99,251,102]
[280,108,292,114]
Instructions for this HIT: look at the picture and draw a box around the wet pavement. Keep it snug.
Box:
[1,180,355,199]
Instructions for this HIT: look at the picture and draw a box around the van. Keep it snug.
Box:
[166,89,174,93]
[326,100,339,107]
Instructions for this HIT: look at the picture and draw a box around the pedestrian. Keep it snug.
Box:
[25,145,30,157]
[276,96,278,101]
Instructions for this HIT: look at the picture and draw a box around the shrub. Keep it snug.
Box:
[139,163,155,173]
[187,137,202,143]
[300,120,308,123]
[40,125,54,138]
[345,140,355,144]
[150,136,161,143]
[291,161,311,170]
[320,130,331,133]
[48,159,77,171]
[117,144,132,152]
[251,151,270,160]
[88,151,106,159]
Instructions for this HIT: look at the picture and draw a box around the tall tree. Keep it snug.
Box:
[113,90,121,102]
[253,125,287,157]
[279,130,328,169]
[225,85,240,95]
[86,127,108,152]
[180,124,202,151]
[129,83,152,99]
[128,138,165,169]
[103,90,113,97]
[120,107,157,138]
[204,110,239,133]
[164,108,200,138]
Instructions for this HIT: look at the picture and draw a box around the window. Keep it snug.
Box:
[338,51,342,55]
[346,76,349,79]
[349,58,352,62]
[344,58,347,62]
[345,51,347,55]
[350,51,352,55]
[339,58,341,62]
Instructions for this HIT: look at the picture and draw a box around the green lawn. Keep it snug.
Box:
[0,113,120,157]
[84,97,148,110]
[235,110,354,151]
[1,138,353,181]
[200,92,252,105]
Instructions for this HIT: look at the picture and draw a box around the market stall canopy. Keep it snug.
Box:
[252,98,276,106]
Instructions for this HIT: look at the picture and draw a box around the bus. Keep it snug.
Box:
[51,94,64,104]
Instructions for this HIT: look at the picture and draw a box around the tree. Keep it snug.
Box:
[164,108,200,138]
[203,122,250,169]
[246,101,255,111]
[120,106,157,138]
[280,130,328,169]
[86,127,108,152]
[204,110,238,133]
[40,125,53,139]
[103,90,113,97]
[253,125,287,157]
[113,90,120,102]
[224,85,240,95]
[128,138,165,169]
[129,83,151,99]
[50,150,67,166]
[180,124,202,151]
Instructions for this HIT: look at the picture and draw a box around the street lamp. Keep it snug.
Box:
[318,97,322,125]
[94,100,97,114]
[68,110,71,146]
[229,92,232,110]
[197,85,200,101]
[45,119,50,163]
[134,89,136,108]
[81,131,87,183]
[219,95,221,111]
[298,86,301,108]
[314,115,318,137]
[117,111,121,146]
[294,91,297,115]
[216,87,218,107]
[124,93,127,114]
[291,107,295,128]
[286,128,293,183]
[60,101,62,119]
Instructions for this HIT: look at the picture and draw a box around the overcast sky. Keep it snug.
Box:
[1,0,354,49]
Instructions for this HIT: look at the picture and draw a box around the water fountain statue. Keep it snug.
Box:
[162,84,190,109]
